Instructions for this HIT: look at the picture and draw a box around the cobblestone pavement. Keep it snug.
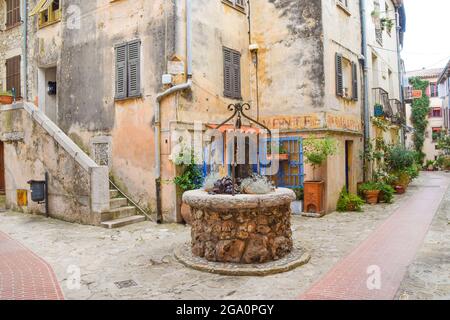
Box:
[300,172,449,300]
[396,173,450,300]
[0,172,447,300]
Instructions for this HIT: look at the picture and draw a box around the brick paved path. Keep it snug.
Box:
[0,231,64,300]
[300,173,450,300]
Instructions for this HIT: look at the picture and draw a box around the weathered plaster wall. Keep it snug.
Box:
[0,106,103,225]
[26,0,176,219]
[251,0,325,118]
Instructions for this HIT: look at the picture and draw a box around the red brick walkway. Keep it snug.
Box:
[300,173,450,300]
[0,231,64,300]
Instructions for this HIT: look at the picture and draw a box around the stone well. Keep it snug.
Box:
[182,188,296,264]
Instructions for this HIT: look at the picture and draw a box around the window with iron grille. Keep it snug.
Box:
[429,107,442,118]
[6,0,21,28]
[115,40,141,100]
[223,47,241,100]
[6,55,21,98]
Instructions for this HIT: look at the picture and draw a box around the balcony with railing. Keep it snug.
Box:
[389,98,406,126]
[373,87,394,118]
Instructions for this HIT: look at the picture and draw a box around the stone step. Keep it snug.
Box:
[101,215,146,229]
[110,198,128,209]
[110,189,120,198]
[101,206,136,222]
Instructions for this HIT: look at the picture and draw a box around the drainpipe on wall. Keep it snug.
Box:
[395,5,405,146]
[154,0,193,224]
[21,0,28,100]
[360,0,370,182]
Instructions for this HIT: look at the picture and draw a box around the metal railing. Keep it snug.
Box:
[372,87,394,118]
[109,179,153,222]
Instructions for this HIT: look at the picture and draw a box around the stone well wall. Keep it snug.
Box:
[183,189,295,264]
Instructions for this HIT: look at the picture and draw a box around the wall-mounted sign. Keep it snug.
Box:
[412,90,423,99]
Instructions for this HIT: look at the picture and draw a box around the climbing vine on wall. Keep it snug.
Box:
[409,77,430,164]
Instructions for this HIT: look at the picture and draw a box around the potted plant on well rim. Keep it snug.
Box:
[303,136,338,215]
[0,90,14,105]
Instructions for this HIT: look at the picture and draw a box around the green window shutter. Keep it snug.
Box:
[115,44,127,99]
[335,53,343,97]
[127,40,141,98]
[232,50,241,99]
[352,62,358,101]
[223,47,233,98]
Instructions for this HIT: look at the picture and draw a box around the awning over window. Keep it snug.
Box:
[29,0,51,16]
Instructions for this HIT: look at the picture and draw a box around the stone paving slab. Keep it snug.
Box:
[300,172,450,300]
[0,173,444,300]
[0,231,64,300]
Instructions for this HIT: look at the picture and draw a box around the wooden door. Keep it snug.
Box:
[0,142,5,194]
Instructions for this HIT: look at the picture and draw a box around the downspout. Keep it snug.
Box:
[395,5,405,146]
[360,0,370,182]
[154,0,193,224]
[21,0,28,100]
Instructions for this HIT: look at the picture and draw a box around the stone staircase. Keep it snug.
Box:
[100,189,146,229]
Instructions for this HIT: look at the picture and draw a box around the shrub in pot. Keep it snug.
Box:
[337,188,365,212]
[358,182,381,205]
[174,152,203,225]
[303,136,338,214]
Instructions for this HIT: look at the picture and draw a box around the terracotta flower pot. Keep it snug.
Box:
[0,95,13,105]
[267,154,289,161]
[395,185,406,194]
[303,181,324,215]
[365,190,380,205]
[180,202,192,225]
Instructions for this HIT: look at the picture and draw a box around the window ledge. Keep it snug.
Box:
[221,1,246,14]
[4,22,22,31]
[115,95,143,102]
[38,19,61,30]
[336,2,351,16]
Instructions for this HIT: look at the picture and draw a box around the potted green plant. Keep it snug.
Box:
[385,145,416,193]
[290,187,304,215]
[267,143,289,161]
[359,182,381,205]
[425,160,435,171]
[337,187,365,212]
[0,91,14,105]
[303,136,338,215]
[173,151,203,225]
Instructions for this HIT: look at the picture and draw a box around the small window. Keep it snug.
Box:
[336,53,358,101]
[115,40,141,100]
[432,127,442,142]
[430,83,439,97]
[429,107,442,118]
[223,47,241,100]
[6,55,21,98]
[6,0,21,28]
[29,0,61,29]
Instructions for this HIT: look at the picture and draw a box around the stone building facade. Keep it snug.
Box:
[0,0,407,224]
[406,68,445,162]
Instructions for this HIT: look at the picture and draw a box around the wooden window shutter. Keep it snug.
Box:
[115,44,127,99]
[352,62,358,101]
[223,47,233,98]
[6,0,20,28]
[127,40,141,98]
[335,53,343,97]
[6,56,21,98]
[232,50,241,99]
